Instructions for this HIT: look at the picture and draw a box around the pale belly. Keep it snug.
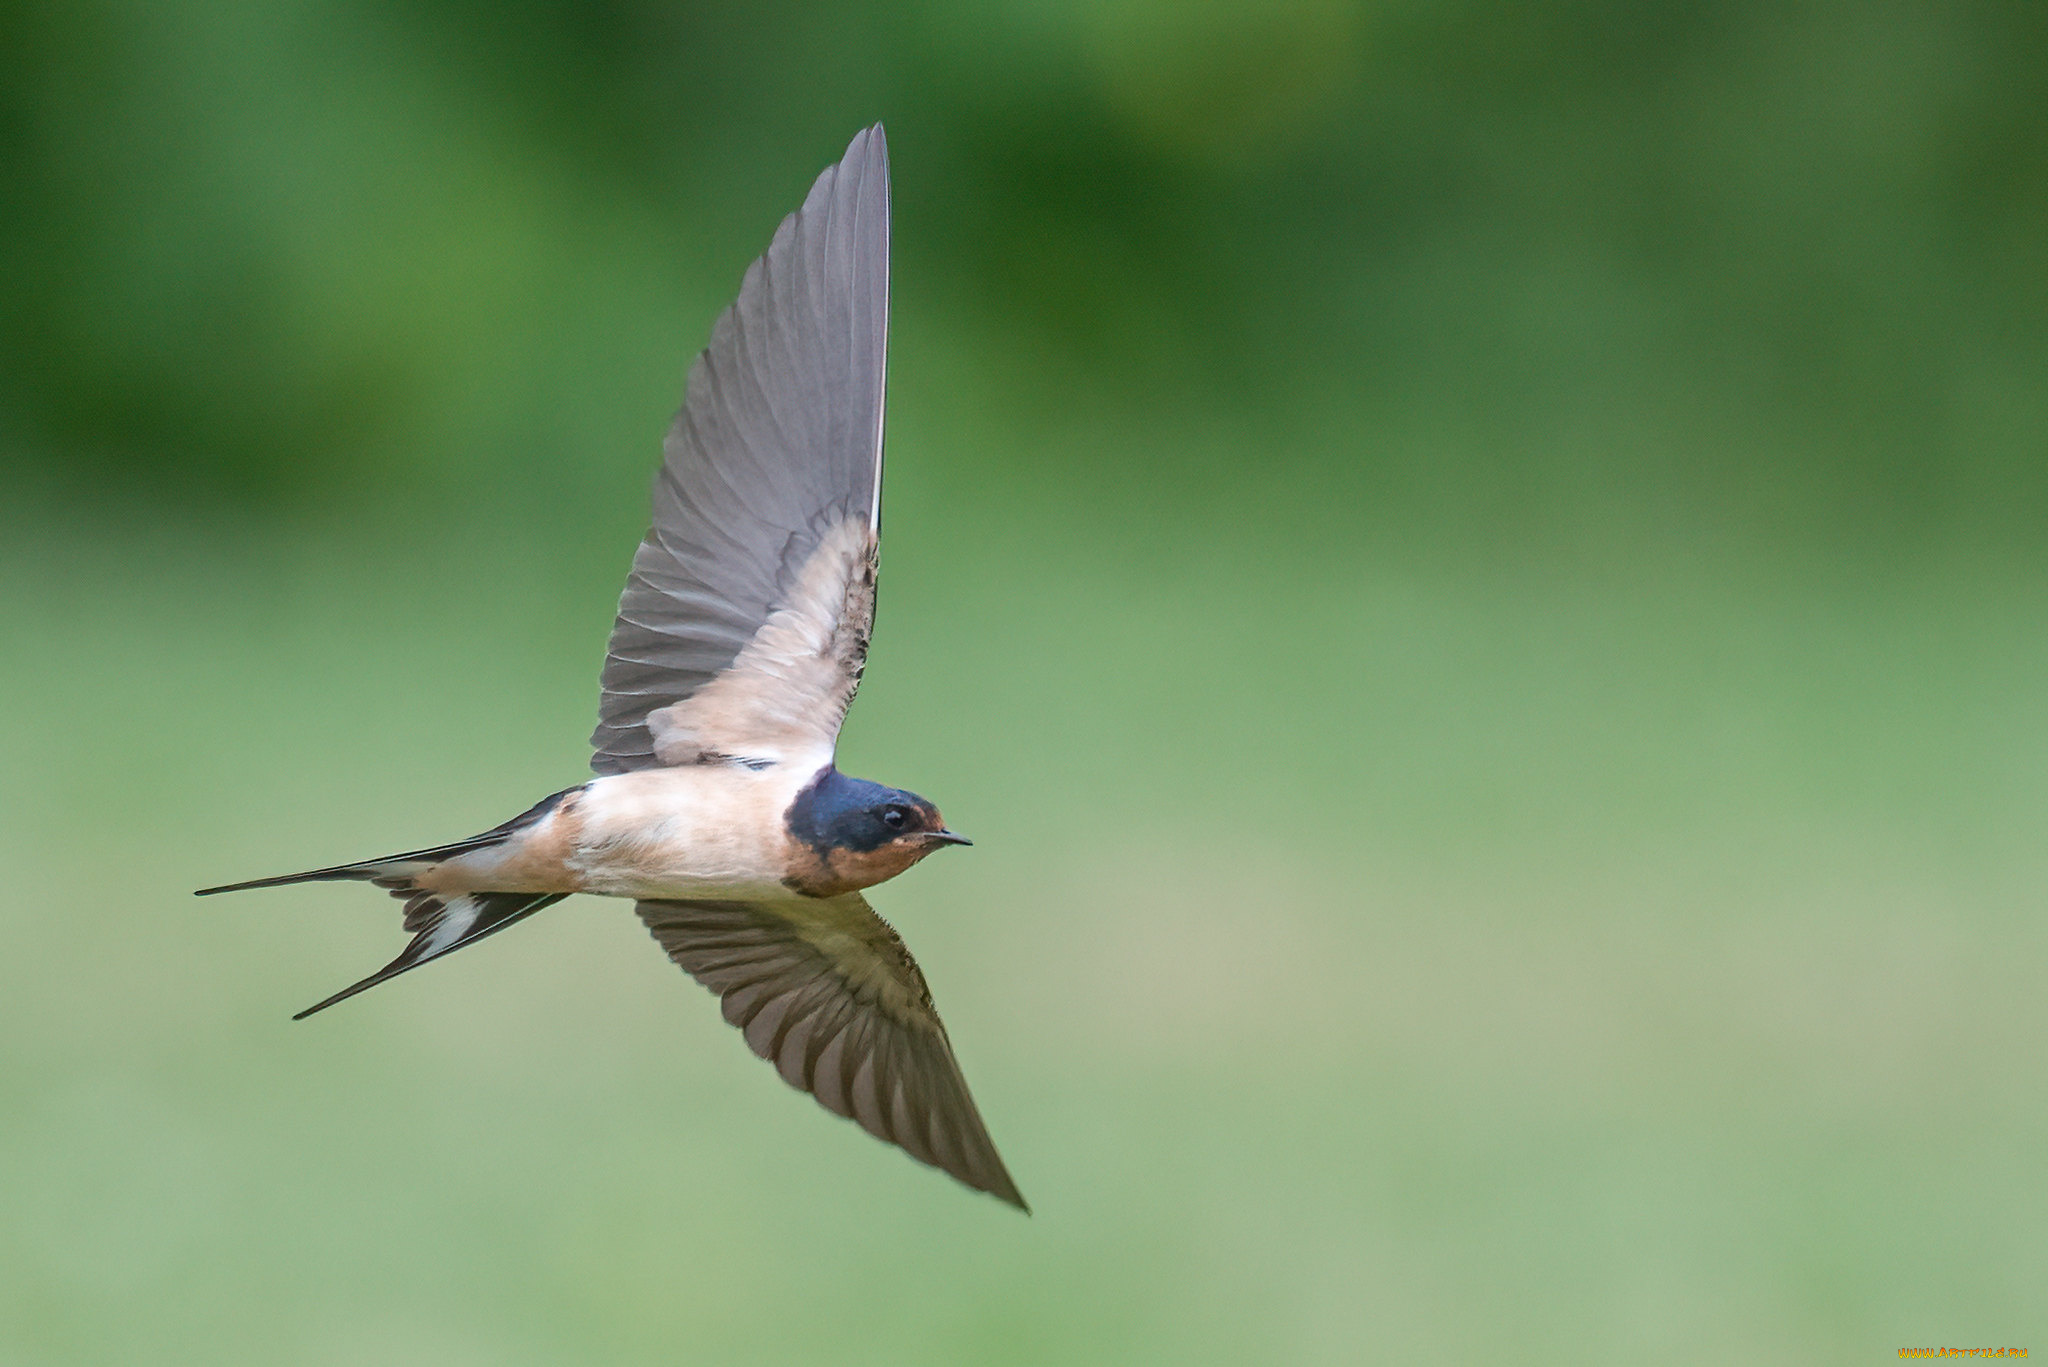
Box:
[571,821,796,901]
[572,766,806,900]
[425,766,810,902]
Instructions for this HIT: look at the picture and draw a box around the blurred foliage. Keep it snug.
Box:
[3,3,2046,1364]
[3,0,2044,552]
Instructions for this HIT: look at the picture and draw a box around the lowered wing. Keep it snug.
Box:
[637,894,1026,1209]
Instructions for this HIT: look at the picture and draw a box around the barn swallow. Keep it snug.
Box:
[198,127,1025,1210]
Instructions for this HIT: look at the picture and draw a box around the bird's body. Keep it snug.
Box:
[553,766,802,901]
[411,767,801,901]
[198,126,1026,1210]
[386,763,956,903]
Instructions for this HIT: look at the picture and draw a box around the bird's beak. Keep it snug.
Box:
[928,829,973,847]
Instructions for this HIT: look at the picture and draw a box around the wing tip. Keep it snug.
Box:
[848,122,887,161]
[984,1174,1030,1213]
[835,125,890,218]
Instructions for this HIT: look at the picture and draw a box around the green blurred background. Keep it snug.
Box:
[3,1,2044,1362]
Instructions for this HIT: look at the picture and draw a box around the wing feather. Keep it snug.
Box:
[594,126,890,774]
[636,894,1026,1210]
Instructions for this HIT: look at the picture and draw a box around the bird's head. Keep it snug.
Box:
[784,769,971,895]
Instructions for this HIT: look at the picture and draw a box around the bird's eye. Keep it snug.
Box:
[881,806,908,830]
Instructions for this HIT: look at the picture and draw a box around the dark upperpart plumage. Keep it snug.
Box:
[784,766,943,854]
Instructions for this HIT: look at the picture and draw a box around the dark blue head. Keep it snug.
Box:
[784,767,970,858]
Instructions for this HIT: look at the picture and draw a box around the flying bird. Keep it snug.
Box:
[198,126,1024,1211]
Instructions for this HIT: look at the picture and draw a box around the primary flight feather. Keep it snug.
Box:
[199,126,1025,1211]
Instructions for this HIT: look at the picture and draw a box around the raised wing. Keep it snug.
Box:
[593,126,890,775]
[636,895,1027,1210]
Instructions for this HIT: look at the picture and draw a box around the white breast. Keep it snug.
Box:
[565,764,811,901]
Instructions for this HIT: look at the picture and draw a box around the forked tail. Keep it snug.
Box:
[193,787,581,1016]
[290,890,568,1019]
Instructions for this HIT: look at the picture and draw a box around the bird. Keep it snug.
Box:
[197,126,1025,1211]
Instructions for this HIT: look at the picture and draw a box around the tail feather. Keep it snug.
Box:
[194,847,471,897]
[195,787,580,897]
[292,891,568,1020]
